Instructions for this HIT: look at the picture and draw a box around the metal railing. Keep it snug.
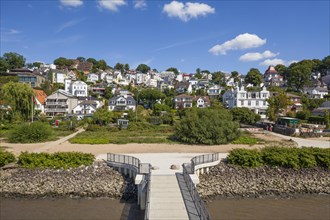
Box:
[107,153,140,172]
[191,153,219,171]
[182,163,210,220]
[144,172,151,220]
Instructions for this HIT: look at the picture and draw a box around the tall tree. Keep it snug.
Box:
[86,58,97,66]
[139,88,166,109]
[96,59,107,70]
[212,71,226,85]
[287,60,313,92]
[266,93,292,121]
[166,67,179,75]
[114,63,124,72]
[124,63,130,71]
[1,52,26,70]
[275,64,288,80]
[196,68,201,74]
[136,64,151,73]
[245,68,262,86]
[231,71,240,84]
[1,82,34,120]
[77,57,86,62]
[53,57,73,69]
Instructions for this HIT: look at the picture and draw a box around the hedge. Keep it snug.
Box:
[227,147,330,169]
[18,152,95,169]
[0,150,16,167]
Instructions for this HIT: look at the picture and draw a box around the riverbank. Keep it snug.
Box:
[198,162,330,200]
[0,162,136,200]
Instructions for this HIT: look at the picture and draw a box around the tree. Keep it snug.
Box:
[275,64,288,80]
[96,59,107,70]
[1,82,34,120]
[124,63,130,71]
[174,108,240,144]
[230,107,261,125]
[33,62,42,68]
[166,67,179,75]
[212,71,226,85]
[287,60,313,92]
[136,64,151,73]
[153,103,171,116]
[196,68,201,74]
[53,57,73,69]
[114,63,124,72]
[86,58,97,66]
[93,108,113,126]
[104,86,113,99]
[231,71,240,84]
[77,57,86,62]
[266,93,292,121]
[245,68,262,86]
[1,52,26,71]
[139,88,166,109]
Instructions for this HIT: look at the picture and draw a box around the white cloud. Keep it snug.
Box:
[209,33,266,55]
[134,0,147,9]
[163,1,215,22]
[239,50,279,62]
[98,0,127,12]
[56,19,85,33]
[60,0,83,7]
[259,58,286,66]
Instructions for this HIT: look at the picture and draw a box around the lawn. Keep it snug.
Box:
[70,125,177,144]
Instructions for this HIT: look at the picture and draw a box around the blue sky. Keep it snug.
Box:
[1,0,329,74]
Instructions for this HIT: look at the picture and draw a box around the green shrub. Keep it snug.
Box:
[309,147,330,169]
[0,150,16,167]
[9,122,52,143]
[298,147,317,168]
[86,124,104,132]
[18,152,95,169]
[227,149,263,167]
[261,147,300,169]
[232,135,259,145]
[69,137,109,144]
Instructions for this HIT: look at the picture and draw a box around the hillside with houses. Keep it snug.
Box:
[1,52,330,137]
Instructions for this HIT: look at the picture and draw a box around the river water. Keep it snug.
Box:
[0,198,144,220]
[207,194,330,220]
[1,195,329,220]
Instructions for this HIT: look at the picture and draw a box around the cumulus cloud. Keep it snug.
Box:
[209,33,266,55]
[60,0,83,7]
[98,0,127,11]
[163,1,215,22]
[259,58,286,66]
[134,0,147,9]
[239,50,279,62]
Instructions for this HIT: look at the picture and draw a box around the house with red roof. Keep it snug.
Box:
[33,89,47,114]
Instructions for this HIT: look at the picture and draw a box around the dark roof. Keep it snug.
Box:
[175,94,193,98]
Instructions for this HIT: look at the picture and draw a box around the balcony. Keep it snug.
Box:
[46,102,67,106]
[45,108,67,113]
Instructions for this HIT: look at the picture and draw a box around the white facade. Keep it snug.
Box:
[223,86,270,119]
[304,87,329,99]
[72,103,97,114]
[54,72,66,84]
[72,81,88,97]
[87,73,99,83]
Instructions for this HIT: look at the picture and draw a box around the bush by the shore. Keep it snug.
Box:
[227,147,330,169]
[8,122,52,143]
[0,150,15,167]
[18,152,95,169]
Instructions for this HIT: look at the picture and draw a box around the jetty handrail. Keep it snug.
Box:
[144,171,151,220]
[191,153,219,171]
[182,163,210,220]
[107,153,140,172]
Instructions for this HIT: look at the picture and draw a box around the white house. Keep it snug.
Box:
[53,72,66,84]
[174,94,193,109]
[303,86,329,99]
[87,73,99,83]
[223,86,270,119]
[194,96,211,108]
[72,100,97,115]
[207,85,222,99]
[45,89,78,115]
[108,95,136,111]
[72,81,88,97]
[145,78,158,88]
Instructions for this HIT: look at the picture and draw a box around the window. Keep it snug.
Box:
[248,101,251,106]
[240,101,244,106]
[263,101,266,106]
[256,101,259,106]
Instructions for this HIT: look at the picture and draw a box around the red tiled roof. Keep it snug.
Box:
[33,89,47,105]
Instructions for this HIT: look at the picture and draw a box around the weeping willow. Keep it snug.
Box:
[1,82,34,120]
